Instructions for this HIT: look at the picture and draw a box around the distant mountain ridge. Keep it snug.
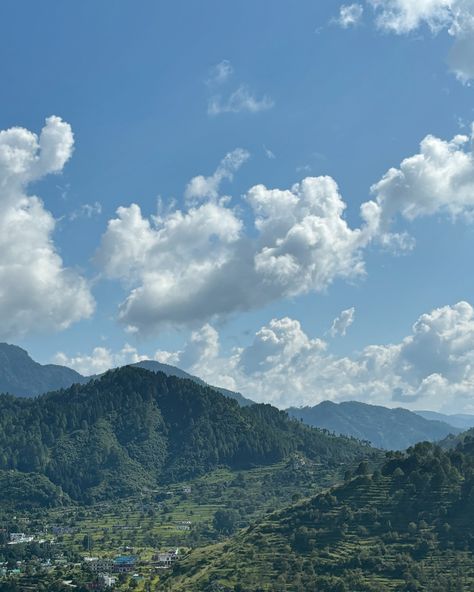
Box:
[0,342,254,406]
[0,343,85,397]
[415,409,474,430]
[287,400,460,450]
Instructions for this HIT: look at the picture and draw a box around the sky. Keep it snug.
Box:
[2,0,474,413]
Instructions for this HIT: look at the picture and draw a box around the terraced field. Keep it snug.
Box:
[163,445,474,591]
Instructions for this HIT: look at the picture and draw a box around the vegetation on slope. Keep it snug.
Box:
[0,471,69,509]
[0,367,374,504]
[165,437,474,591]
[0,341,254,406]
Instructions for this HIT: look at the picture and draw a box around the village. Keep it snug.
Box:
[1,527,182,591]
[0,514,185,590]
[0,460,324,590]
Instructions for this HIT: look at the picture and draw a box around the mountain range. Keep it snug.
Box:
[0,342,469,455]
[0,342,253,406]
[0,365,374,505]
[286,400,461,450]
[415,409,474,430]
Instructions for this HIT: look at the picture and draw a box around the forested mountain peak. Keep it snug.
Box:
[0,366,375,504]
[0,342,254,406]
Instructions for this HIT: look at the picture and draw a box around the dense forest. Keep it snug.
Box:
[0,367,374,504]
[164,437,474,591]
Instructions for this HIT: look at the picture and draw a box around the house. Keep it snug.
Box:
[99,574,116,588]
[9,533,34,544]
[85,557,114,573]
[112,555,137,573]
[154,548,179,568]
[87,575,116,591]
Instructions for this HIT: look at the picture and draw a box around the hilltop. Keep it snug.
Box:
[0,366,374,505]
[0,342,254,406]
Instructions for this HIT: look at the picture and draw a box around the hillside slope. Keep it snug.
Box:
[0,342,254,406]
[287,400,460,450]
[129,360,254,406]
[167,438,474,591]
[0,367,374,503]
[0,343,86,397]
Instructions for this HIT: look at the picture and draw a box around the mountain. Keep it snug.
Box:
[165,437,474,591]
[415,409,474,431]
[0,342,86,397]
[286,400,460,450]
[0,366,374,504]
[0,342,254,406]
[129,360,254,406]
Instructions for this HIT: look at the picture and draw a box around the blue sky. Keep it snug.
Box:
[2,0,474,412]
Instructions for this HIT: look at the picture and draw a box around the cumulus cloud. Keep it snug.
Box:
[0,116,94,339]
[330,307,356,337]
[336,3,364,27]
[97,169,370,334]
[56,301,474,412]
[365,0,474,82]
[363,129,474,245]
[96,125,474,334]
[54,343,149,376]
[152,302,474,413]
[184,148,250,202]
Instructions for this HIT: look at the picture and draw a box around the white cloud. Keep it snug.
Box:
[263,145,276,159]
[96,126,474,336]
[208,60,234,85]
[336,3,364,28]
[330,307,356,337]
[249,177,369,295]
[206,61,274,115]
[57,301,474,413]
[97,168,370,334]
[369,0,452,33]
[208,85,274,115]
[54,343,149,376]
[363,129,474,244]
[184,148,250,202]
[152,301,474,414]
[0,116,94,339]
[366,0,474,82]
[69,201,102,221]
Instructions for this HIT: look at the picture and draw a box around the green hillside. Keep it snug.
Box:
[0,367,374,504]
[165,438,474,591]
[0,341,254,407]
